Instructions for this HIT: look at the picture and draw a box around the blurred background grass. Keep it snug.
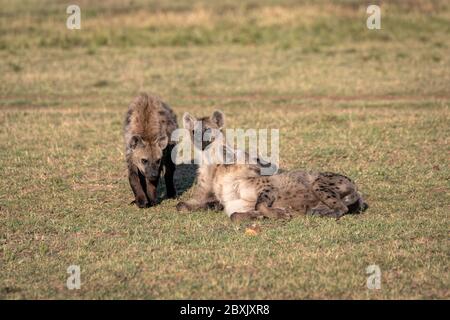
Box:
[1,0,449,107]
[1,0,449,49]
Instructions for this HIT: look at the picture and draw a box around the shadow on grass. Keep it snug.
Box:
[157,163,197,202]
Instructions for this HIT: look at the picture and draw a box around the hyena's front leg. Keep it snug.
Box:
[145,174,160,206]
[229,206,292,223]
[128,166,149,208]
[163,145,177,199]
[230,211,263,222]
[176,171,219,212]
[176,180,218,212]
[176,194,220,212]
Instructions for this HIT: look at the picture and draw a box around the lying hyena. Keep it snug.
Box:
[176,111,367,221]
[124,93,178,208]
[176,110,265,212]
[225,170,368,222]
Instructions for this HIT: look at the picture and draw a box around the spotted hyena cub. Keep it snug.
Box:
[124,93,178,208]
[176,111,367,221]
[176,110,264,213]
[227,170,368,222]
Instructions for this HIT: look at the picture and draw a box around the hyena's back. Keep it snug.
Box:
[272,170,367,215]
[124,93,177,145]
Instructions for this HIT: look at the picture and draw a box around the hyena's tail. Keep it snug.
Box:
[343,191,368,214]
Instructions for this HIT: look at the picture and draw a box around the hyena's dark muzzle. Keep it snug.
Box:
[144,165,160,181]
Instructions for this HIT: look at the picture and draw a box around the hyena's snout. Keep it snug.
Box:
[144,163,161,180]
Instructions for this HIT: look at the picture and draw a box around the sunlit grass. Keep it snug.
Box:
[0,0,449,299]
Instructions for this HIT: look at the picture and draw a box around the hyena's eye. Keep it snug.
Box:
[141,159,148,165]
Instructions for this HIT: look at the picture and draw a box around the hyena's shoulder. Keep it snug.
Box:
[212,164,260,190]
[317,172,354,185]
[285,170,354,189]
[124,93,178,144]
[284,170,319,186]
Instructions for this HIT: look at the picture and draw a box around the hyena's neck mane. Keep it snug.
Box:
[126,93,165,140]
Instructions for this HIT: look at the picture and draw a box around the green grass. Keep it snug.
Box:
[0,0,449,299]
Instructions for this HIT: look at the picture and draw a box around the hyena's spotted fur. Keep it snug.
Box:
[176,110,367,221]
[176,111,263,213]
[124,93,178,208]
[229,170,368,222]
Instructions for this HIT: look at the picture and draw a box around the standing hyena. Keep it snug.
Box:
[124,93,178,208]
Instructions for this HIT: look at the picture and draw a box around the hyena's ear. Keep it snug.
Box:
[155,135,169,149]
[130,135,144,149]
[211,110,225,129]
[183,112,196,130]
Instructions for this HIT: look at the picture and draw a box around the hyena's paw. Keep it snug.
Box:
[259,206,293,220]
[271,207,293,220]
[134,197,149,208]
[176,201,191,212]
[206,200,224,211]
[308,207,345,219]
[230,211,263,223]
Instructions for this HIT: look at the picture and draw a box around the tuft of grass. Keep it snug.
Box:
[8,63,22,72]
[93,80,110,88]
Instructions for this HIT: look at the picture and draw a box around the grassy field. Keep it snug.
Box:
[0,0,449,299]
